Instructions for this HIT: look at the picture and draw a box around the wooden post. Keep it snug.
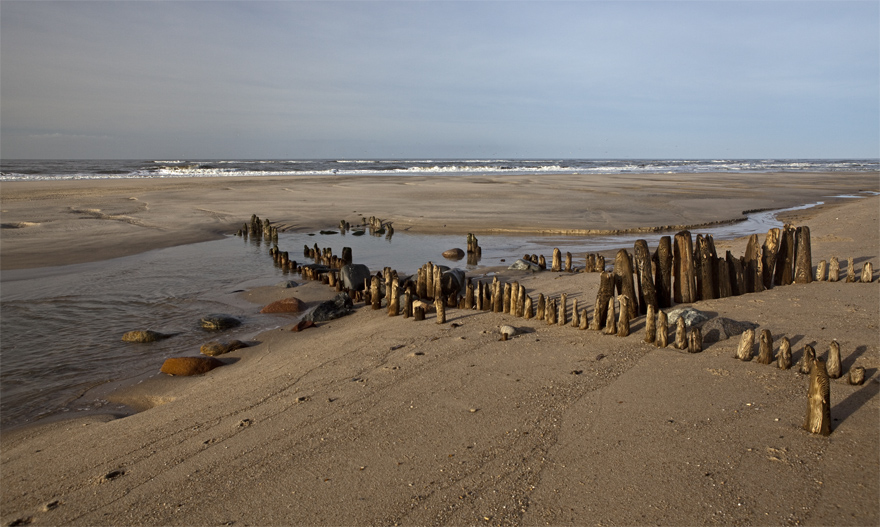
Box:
[777,337,792,370]
[775,225,795,286]
[435,298,446,324]
[414,306,425,321]
[404,290,413,318]
[614,249,638,318]
[634,239,658,315]
[644,304,657,344]
[816,260,827,281]
[388,277,400,316]
[538,255,547,270]
[673,231,696,303]
[516,285,526,318]
[558,293,567,326]
[433,266,443,301]
[674,317,687,350]
[503,283,512,314]
[728,252,745,296]
[860,262,874,283]
[552,248,562,272]
[744,234,760,293]
[849,366,866,385]
[845,257,856,282]
[803,358,831,436]
[579,308,589,330]
[655,311,668,348]
[697,235,718,300]
[736,329,755,361]
[595,255,605,273]
[425,262,435,299]
[465,281,475,310]
[370,276,382,310]
[565,252,573,272]
[585,253,595,273]
[756,329,774,364]
[617,296,631,337]
[828,256,840,282]
[800,344,816,374]
[417,266,427,299]
[546,298,557,326]
[794,226,812,284]
[524,294,533,320]
[590,272,615,331]
[654,236,673,308]
[493,278,502,313]
[827,340,842,379]
[510,282,520,315]
[536,293,546,320]
[761,228,781,289]
[717,258,732,298]
[688,327,702,353]
[571,298,579,328]
[603,297,617,335]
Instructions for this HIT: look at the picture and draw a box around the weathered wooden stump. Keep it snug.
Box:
[603,297,617,335]
[558,293,567,326]
[552,248,562,272]
[524,294,533,320]
[828,256,840,282]
[516,285,526,318]
[860,262,874,283]
[744,234,760,293]
[673,231,696,303]
[696,234,718,300]
[617,296,631,337]
[846,257,856,283]
[644,304,657,344]
[404,291,413,318]
[370,276,382,310]
[717,258,732,298]
[777,337,792,370]
[585,253,595,272]
[634,239,658,315]
[570,298,579,328]
[803,358,831,436]
[536,293,546,321]
[544,298,555,326]
[794,226,812,284]
[756,329,774,364]
[674,317,687,350]
[425,262,435,299]
[565,252,573,272]
[655,311,669,348]
[538,255,547,270]
[826,340,842,379]
[503,283,512,314]
[465,281,475,310]
[388,278,400,316]
[736,329,755,361]
[654,236,673,308]
[816,260,827,281]
[800,344,816,374]
[761,228,781,289]
[688,327,702,353]
[849,366,866,385]
[728,252,745,296]
[590,272,615,331]
[775,226,795,286]
[614,249,638,318]
[579,308,589,330]
[435,299,446,324]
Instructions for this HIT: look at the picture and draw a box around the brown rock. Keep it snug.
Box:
[291,320,317,332]
[121,330,172,343]
[200,340,248,357]
[260,297,305,314]
[160,357,224,376]
[442,248,465,260]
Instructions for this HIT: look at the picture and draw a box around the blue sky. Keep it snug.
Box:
[1,1,877,159]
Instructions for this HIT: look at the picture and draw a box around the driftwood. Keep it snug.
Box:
[777,337,792,370]
[756,329,774,364]
[673,231,696,303]
[634,239,658,314]
[654,236,673,308]
[794,226,813,284]
[803,358,831,436]
[688,327,702,354]
[603,297,617,335]
[590,272,615,331]
[736,329,755,361]
[674,317,687,350]
[827,340,842,379]
[617,296,631,337]
[655,310,668,348]
[644,304,657,344]
[800,344,816,375]
[614,249,638,318]
[828,256,840,282]
[849,366,866,385]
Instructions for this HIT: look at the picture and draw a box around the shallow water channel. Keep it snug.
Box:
[0,199,834,428]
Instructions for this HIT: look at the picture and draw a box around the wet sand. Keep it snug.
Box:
[1,173,878,525]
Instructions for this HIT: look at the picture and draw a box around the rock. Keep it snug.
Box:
[276,280,298,288]
[199,314,242,330]
[666,307,710,328]
[305,293,354,322]
[700,318,760,344]
[121,330,172,343]
[499,325,518,338]
[160,356,224,376]
[441,268,466,296]
[508,259,543,272]
[413,299,436,313]
[200,340,248,357]
[442,248,465,260]
[260,297,305,314]
[341,263,372,291]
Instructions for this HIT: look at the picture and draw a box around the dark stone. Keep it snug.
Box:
[508,259,543,272]
[442,248,465,260]
[121,330,173,343]
[666,307,710,328]
[700,317,760,344]
[200,314,242,330]
[440,269,466,296]
[305,293,354,322]
[341,263,372,291]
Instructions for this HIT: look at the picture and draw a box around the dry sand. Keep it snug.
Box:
[1,173,878,526]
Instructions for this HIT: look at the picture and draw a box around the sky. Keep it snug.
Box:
[1,1,877,160]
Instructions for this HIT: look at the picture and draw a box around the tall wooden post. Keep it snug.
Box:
[617,296,631,337]
[775,226,795,286]
[614,249,638,318]
[803,358,831,436]
[370,275,382,310]
[761,228,781,289]
[590,272,615,331]
[536,293,546,321]
[654,236,673,308]
[644,304,657,344]
[673,231,696,303]
[558,293,567,326]
[655,311,668,348]
[571,298,579,328]
[524,294,533,320]
[794,226,812,284]
[565,252,573,272]
[603,297,617,335]
[552,248,562,272]
[435,298,446,324]
[634,239,658,315]
[388,277,400,316]
[816,260,827,281]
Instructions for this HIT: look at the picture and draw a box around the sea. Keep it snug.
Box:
[1,158,878,430]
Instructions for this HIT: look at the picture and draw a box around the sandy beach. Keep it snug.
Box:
[1,173,878,526]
